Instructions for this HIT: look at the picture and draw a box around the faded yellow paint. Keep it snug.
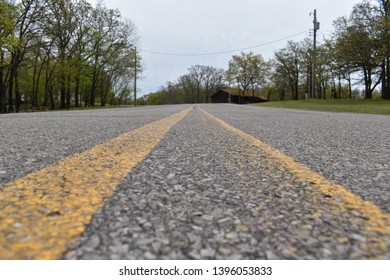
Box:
[199,106,390,237]
[0,107,192,260]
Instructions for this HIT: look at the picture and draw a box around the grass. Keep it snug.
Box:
[252,98,390,115]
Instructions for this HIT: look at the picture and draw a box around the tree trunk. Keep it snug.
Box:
[44,57,51,108]
[100,78,108,107]
[32,51,40,109]
[267,88,272,101]
[337,76,342,99]
[196,85,200,103]
[8,65,15,113]
[321,80,327,99]
[15,69,20,112]
[34,59,46,109]
[363,67,371,99]
[382,58,390,99]
[330,74,336,99]
[90,62,98,107]
[44,83,48,109]
[280,89,285,101]
[348,78,352,99]
[103,79,110,107]
[0,52,5,114]
[382,1,390,100]
[75,76,80,107]
[60,72,66,109]
[386,56,390,99]
[84,87,89,108]
[59,46,66,109]
[49,82,55,110]
[66,74,71,110]
[294,82,299,100]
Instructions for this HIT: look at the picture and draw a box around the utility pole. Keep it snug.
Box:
[312,9,320,99]
[134,47,137,107]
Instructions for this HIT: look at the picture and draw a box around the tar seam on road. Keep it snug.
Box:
[0,106,193,260]
[198,105,390,252]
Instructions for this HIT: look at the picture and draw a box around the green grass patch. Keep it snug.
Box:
[252,98,390,115]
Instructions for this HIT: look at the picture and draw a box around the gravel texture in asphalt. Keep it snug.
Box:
[199,104,390,213]
[0,105,189,186]
[64,106,390,260]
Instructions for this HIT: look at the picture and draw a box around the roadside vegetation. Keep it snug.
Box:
[253,97,390,115]
[144,0,389,107]
[0,0,141,114]
[1,1,389,112]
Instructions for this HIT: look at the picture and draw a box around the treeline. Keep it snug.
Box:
[0,0,141,113]
[143,65,225,105]
[143,53,270,105]
[144,0,389,105]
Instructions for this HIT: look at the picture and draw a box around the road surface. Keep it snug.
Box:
[0,104,389,259]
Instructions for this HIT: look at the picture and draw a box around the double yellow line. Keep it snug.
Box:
[200,107,390,256]
[0,107,192,259]
[0,105,389,259]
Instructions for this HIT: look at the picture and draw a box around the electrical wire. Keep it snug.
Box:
[140,30,309,57]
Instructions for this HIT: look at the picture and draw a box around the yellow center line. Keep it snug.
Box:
[0,106,192,260]
[199,106,390,237]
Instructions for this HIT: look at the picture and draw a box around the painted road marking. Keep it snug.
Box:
[0,107,192,259]
[199,106,390,252]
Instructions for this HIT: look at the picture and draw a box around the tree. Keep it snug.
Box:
[270,61,289,101]
[69,0,93,108]
[227,52,269,103]
[316,44,333,99]
[177,74,195,103]
[188,65,205,103]
[44,0,78,109]
[88,3,138,107]
[0,0,141,113]
[201,66,225,103]
[0,0,17,113]
[372,0,389,99]
[324,39,355,99]
[333,2,382,99]
[8,0,44,112]
[110,48,142,106]
[273,42,303,100]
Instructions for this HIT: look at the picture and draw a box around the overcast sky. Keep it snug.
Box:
[88,0,361,95]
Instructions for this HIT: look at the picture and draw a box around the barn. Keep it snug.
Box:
[210,88,268,104]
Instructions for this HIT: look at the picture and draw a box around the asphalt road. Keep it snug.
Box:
[0,104,389,259]
[0,105,189,186]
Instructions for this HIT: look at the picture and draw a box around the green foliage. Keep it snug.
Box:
[0,0,17,58]
[2,0,390,112]
[332,0,388,99]
[144,91,168,105]
[146,65,225,105]
[272,41,305,100]
[227,52,270,95]
[0,0,141,113]
[154,1,390,105]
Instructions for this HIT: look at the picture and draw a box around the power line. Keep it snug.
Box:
[140,30,308,57]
